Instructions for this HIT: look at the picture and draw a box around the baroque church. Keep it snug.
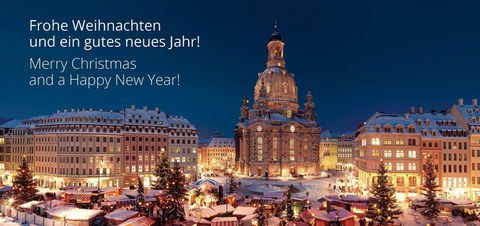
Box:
[235,23,321,177]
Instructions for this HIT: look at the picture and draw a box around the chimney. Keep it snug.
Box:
[419,107,424,114]
[458,98,464,106]
[64,109,67,113]
[143,106,148,111]
[57,110,60,113]
[155,107,159,113]
[410,107,415,114]
[404,113,409,119]
[89,108,92,111]
[99,109,103,112]
[431,110,436,115]
[71,109,74,112]
[473,99,478,107]
[131,105,136,110]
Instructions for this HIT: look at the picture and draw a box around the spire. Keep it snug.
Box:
[269,20,282,42]
[304,88,317,122]
[240,94,250,122]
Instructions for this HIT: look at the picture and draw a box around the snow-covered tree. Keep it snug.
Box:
[152,151,170,190]
[420,155,441,222]
[366,160,402,225]
[11,156,37,205]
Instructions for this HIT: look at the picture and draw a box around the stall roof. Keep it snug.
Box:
[232,206,256,216]
[118,216,155,226]
[105,209,138,221]
[66,209,103,221]
[211,204,235,214]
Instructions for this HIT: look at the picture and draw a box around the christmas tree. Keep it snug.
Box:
[227,172,239,194]
[11,156,37,205]
[135,175,145,212]
[366,160,402,225]
[152,150,171,190]
[257,205,265,226]
[165,161,188,222]
[286,184,294,221]
[420,155,440,222]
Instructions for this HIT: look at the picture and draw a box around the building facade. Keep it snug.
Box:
[337,133,355,171]
[235,24,321,177]
[198,133,235,171]
[356,100,480,201]
[1,105,198,188]
[319,130,338,171]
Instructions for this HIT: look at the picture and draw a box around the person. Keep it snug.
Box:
[306,191,309,197]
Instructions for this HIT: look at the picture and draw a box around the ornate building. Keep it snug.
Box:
[235,23,321,177]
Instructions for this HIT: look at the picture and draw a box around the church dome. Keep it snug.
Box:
[254,67,299,113]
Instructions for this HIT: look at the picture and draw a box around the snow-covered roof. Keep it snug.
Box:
[0,120,22,128]
[206,137,235,148]
[46,205,78,218]
[105,209,138,221]
[19,200,42,209]
[211,217,238,223]
[201,207,218,218]
[65,209,103,221]
[232,206,257,216]
[409,112,466,138]
[211,204,235,214]
[118,216,155,226]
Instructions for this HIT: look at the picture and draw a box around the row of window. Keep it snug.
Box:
[360,150,417,158]
[365,138,417,146]
[442,164,468,173]
[443,153,468,161]
[384,162,417,171]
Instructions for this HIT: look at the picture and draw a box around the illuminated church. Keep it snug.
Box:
[235,23,321,177]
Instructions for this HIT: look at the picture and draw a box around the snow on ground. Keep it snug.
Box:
[0,216,27,226]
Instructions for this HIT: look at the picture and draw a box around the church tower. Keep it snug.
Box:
[235,21,321,177]
[254,22,300,118]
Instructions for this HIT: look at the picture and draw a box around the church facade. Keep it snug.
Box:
[234,24,321,177]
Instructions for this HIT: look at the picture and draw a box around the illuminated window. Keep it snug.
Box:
[272,138,278,161]
[384,150,392,158]
[372,150,380,157]
[372,138,380,145]
[138,165,143,173]
[131,166,136,173]
[408,150,417,158]
[286,110,292,118]
[408,163,416,171]
[396,150,404,158]
[361,139,366,146]
[396,163,404,171]
[385,162,392,170]
[289,139,295,161]
[395,139,404,145]
[384,139,392,145]
[257,137,263,161]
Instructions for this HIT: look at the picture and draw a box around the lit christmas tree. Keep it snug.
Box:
[11,155,37,205]
[227,172,239,194]
[420,155,440,222]
[135,175,145,212]
[257,205,265,226]
[152,150,170,190]
[366,160,402,225]
[286,184,294,221]
[165,161,188,222]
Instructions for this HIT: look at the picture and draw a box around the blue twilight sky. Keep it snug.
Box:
[1,0,480,139]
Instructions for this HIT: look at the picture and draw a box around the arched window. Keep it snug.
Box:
[257,137,263,162]
[272,138,278,161]
[289,139,295,161]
